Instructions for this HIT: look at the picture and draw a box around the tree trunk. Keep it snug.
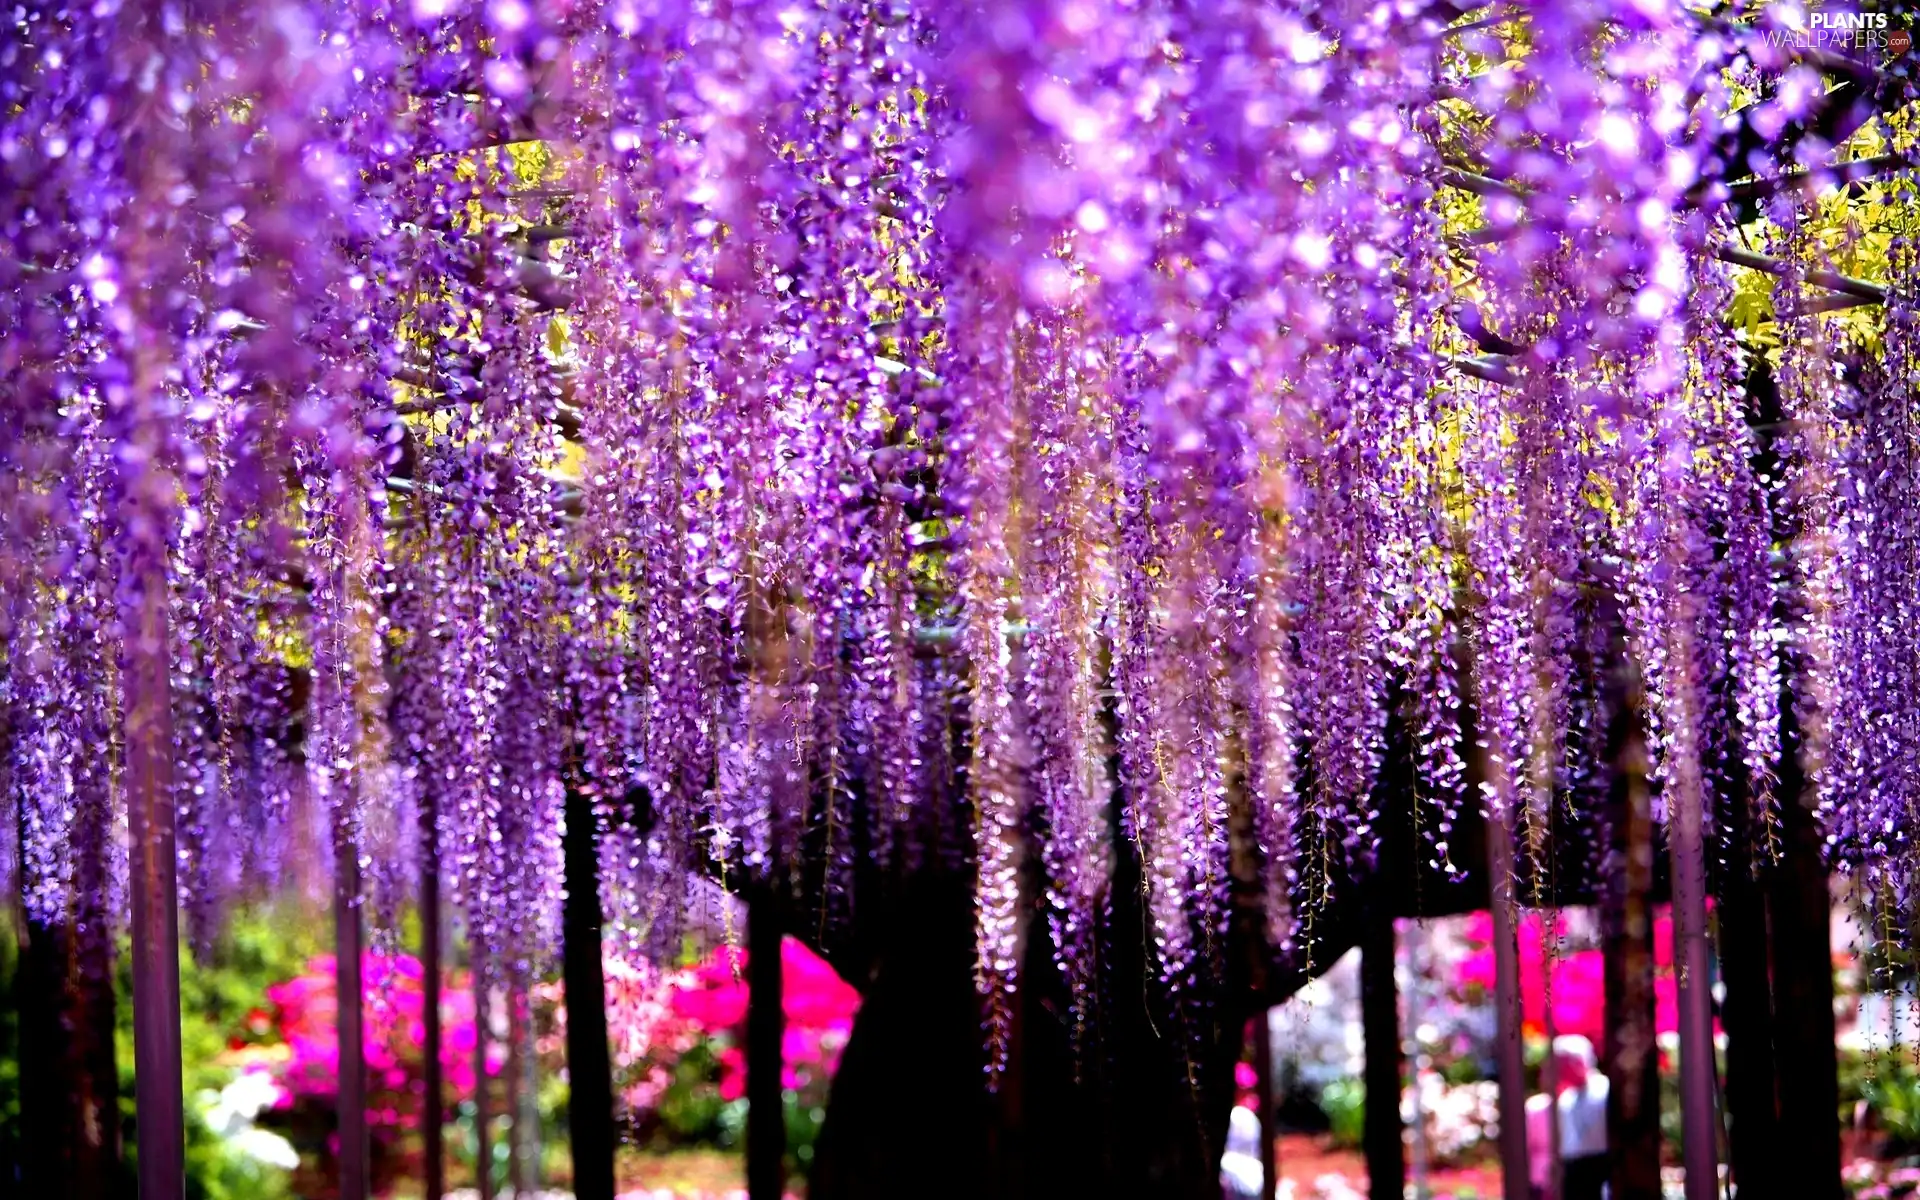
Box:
[15,909,121,1199]
[1767,747,1840,1199]
[1361,913,1404,1200]
[747,889,786,1200]
[1719,826,1779,1199]
[561,783,617,1200]
[808,871,988,1200]
[1749,358,1840,1199]
[421,792,446,1200]
[1255,1009,1277,1200]
[1604,685,1661,1200]
[12,743,121,1200]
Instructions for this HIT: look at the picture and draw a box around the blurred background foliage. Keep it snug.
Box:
[0,900,854,1197]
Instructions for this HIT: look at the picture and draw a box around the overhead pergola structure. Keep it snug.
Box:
[7,3,1920,1200]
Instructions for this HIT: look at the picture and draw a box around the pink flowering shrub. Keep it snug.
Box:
[263,953,501,1196]
[596,937,861,1156]
[1451,908,1690,1047]
[671,939,862,1102]
[261,937,860,1190]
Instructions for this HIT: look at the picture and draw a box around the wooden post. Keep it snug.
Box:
[561,783,617,1200]
[1488,811,1530,1198]
[747,889,786,1200]
[1671,777,1719,1200]
[126,565,185,1200]
[1360,912,1405,1200]
[508,959,540,1195]
[1604,675,1661,1200]
[421,793,446,1200]
[468,940,491,1200]
[336,824,369,1200]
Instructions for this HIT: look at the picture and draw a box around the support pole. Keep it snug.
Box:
[561,783,617,1200]
[1255,1009,1277,1200]
[747,889,786,1200]
[1406,926,1431,1200]
[474,942,494,1200]
[336,825,369,1200]
[1671,776,1720,1200]
[1459,638,1529,1199]
[1488,812,1530,1198]
[1360,912,1405,1200]
[421,794,446,1200]
[1542,928,1562,1200]
[508,958,540,1195]
[126,564,184,1200]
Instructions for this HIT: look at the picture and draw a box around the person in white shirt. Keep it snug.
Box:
[1525,1035,1610,1200]
[1221,1102,1266,1198]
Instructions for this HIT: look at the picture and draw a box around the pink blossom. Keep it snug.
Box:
[1452,907,1701,1043]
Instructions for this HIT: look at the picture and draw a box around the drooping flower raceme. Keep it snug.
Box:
[4,0,1918,1083]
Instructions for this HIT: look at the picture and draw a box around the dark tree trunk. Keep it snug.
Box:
[1746,358,1840,1199]
[808,782,1308,1200]
[1254,1009,1276,1200]
[1018,822,1253,1200]
[336,828,369,1200]
[16,908,67,1196]
[561,784,617,1200]
[1603,686,1662,1200]
[1718,818,1779,1199]
[1360,913,1404,1200]
[808,870,989,1200]
[15,909,120,1200]
[12,734,121,1200]
[1767,744,1840,1199]
[421,792,446,1200]
[747,889,786,1200]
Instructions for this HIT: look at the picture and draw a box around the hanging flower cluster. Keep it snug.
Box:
[5,0,1919,1078]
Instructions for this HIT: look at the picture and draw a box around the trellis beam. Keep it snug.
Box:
[1713,244,1887,303]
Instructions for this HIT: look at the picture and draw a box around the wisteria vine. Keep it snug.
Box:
[4,0,1920,1083]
